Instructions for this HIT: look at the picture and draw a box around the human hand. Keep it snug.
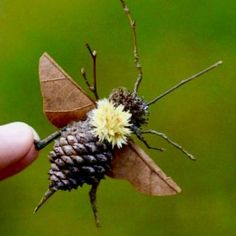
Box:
[0,122,39,180]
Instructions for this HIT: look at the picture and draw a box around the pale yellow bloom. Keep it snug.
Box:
[89,99,132,148]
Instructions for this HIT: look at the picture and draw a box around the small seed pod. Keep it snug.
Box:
[109,87,149,128]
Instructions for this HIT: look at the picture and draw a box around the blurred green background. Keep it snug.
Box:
[0,0,235,235]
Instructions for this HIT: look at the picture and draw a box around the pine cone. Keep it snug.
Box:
[109,88,149,127]
[48,118,113,192]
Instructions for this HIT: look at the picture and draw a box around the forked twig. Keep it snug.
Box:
[133,127,165,152]
[147,61,223,106]
[141,130,196,160]
[81,44,99,100]
[89,182,100,227]
[120,0,143,94]
[86,43,99,100]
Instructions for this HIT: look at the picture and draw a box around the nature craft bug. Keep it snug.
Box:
[34,0,222,227]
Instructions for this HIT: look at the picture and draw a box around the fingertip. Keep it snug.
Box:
[0,143,39,180]
[0,122,40,180]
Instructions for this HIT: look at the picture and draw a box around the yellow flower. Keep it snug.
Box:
[89,99,132,148]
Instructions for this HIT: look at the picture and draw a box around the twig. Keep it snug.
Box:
[120,0,143,94]
[34,128,66,150]
[133,126,165,152]
[89,182,100,227]
[86,43,99,100]
[81,67,92,89]
[34,189,56,213]
[147,61,223,106]
[141,130,196,161]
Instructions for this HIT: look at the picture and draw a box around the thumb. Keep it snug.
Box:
[0,122,39,180]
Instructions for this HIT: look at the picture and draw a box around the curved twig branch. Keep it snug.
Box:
[120,0,143,94]
[141,129,196,161]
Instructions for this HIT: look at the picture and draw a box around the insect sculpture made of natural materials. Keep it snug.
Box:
[34,0,222,227]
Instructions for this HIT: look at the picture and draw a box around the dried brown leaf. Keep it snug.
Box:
[39,53,95,128]
[108,141,181,196]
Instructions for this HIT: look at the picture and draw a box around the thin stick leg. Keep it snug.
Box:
[135,131,165,152]
[34,188,56,213]
[34,130,63,150]
[89,182,100,227]
[141,130,196,160]
[120,0,143,94]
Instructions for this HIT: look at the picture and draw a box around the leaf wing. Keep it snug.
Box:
[39,52,95,128]
[108,142,181,196]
